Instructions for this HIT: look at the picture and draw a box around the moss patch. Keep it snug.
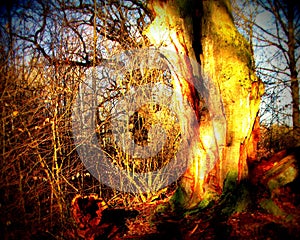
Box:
[217,171,251,216]
[259,199,287,218]
[169,185,187,213]
[267,164,298,192]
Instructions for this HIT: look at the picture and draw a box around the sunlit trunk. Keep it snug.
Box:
[144,0,263,208]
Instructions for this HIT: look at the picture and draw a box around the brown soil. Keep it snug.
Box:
[70,184,300,240]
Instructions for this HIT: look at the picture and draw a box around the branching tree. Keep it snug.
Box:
[233,0,300,144]
[1,0,264,238]
[1,0,153,238]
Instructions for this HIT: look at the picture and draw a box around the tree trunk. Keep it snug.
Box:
[144,0,263,208]
[287,1,300,136]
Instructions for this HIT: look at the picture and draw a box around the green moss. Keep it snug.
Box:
[260,199,286,217]
[154,203,170,215]
[218,171,251,216]
[235,187,251,213]
[185,191,219,216]
[169,171,254,218]
[170,185,187,212]
[260,198,294,222]
[198,191,218,209]
[267,165,298,192]
[222,171,238,194]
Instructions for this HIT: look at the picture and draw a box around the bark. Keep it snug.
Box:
[144,0,263,208]
[287,1,300,135]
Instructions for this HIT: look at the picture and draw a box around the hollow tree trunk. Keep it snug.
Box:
[144,0,263,208]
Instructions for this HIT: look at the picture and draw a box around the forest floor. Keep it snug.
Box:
[124,194,300,240]
[5,149,298,240]
[69,181,300,240]
[120,188,300,240]
[68,148,300,240]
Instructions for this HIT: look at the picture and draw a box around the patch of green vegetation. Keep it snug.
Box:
[217,171,251,216]
[183,171,252,217]
[154,203,170,215]
[267,165,298,192]
[198,191,218,210]
[170,185,186,212]
[222,171,238,194]
[260,199,286,217]
[234,188,251,213]
[184,191,219,216]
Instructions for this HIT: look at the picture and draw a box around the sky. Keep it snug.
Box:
[233,0,300,127]
[1,0,299,127]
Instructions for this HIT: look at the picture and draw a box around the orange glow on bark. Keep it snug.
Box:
[144,1,227,202]
[143,0,262,208]
[144,1,205,196]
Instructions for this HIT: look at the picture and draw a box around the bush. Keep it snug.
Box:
[258,124,300,159]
